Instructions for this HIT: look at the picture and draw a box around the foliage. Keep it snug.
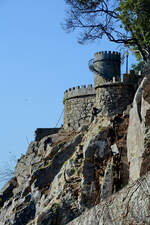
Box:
[118,0,150,61]
[63,0,123,44]
[63,0,150,61]
[131,61,145,74]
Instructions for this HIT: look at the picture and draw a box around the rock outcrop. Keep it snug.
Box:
[68,172,150,225]
[0,113,130,225]
[1,74,150,225]
[127,74,150,182]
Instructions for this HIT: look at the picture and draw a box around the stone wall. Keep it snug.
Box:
[96,83,135,116]
[35,128,60,142]
[64,85,96,130]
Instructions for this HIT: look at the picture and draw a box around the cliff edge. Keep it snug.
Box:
[0,73,150,225]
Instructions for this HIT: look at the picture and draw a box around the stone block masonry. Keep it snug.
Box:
[63,85,96,130]
[96,82,135,116]
[89,51,121,87]
[63,51,140,130]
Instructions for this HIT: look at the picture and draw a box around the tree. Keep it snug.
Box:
[63,0,150,61]
[63,0,125,44]
[131,61,145,74]
[119,0,150,61]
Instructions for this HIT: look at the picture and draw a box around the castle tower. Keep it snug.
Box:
[89,51,136,116]
[63,50,139,130]
[89,51,121,87]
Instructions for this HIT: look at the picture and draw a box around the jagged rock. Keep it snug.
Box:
[77,124,89,133]
[0,115,127,224]
[26,142,39,155]
[101,158,113,200]
[68,172,150,225]
[14,151,42,186]
[31,133,82,189]
[0,177,17,208]
[12,200,36,225]
[0,114,129,225]
[0,81,147,225]
[127,74,150,182]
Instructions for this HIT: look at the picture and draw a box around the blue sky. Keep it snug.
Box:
[0,0,137,187]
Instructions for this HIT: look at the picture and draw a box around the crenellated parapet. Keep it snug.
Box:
[63,84,96,130]
[63,50,140,130]
[64,84,96,101]
[94,51,121,62]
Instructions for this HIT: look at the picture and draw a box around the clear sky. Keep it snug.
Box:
[0,0,137,187]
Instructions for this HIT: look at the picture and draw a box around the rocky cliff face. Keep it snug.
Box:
[0,74,150,225]
[68,172,150,225]
[127,74,150,182]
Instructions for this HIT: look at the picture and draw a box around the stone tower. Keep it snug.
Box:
[89,51,136,116]
[89,51,121,87]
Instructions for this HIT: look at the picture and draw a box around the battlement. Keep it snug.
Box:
[64,84,96,101]
[89,51,121,84]
[94,51,121,61]
[63,50,139,130]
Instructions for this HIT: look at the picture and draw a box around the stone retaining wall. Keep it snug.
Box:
[35,128,60,142]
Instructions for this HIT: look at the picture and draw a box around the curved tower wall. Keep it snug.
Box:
[95,82,135,116]
[92,51,137,116]
[94,51,121,87]
[63,85,96,130]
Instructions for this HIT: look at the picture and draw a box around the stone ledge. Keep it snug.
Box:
[95,82,134,89]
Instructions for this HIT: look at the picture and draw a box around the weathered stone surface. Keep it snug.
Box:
[0,113,130,225]
[127,74,150,182]
[26,141,38,155]
[32,133,82,189]
[68,172,150,225]
[96,83,135,116]
[64,94,95,130]
[0,177,17,208]
[13,200,36,225]
[14,152,42,186]
[101,158,113,200]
